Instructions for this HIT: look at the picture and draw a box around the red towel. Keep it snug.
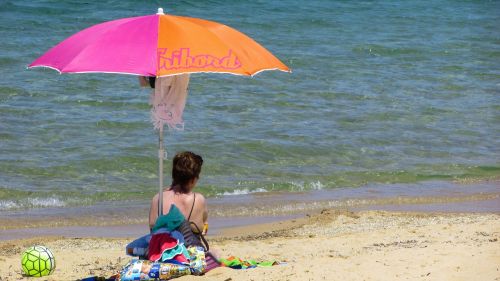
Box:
[147,233,178,262]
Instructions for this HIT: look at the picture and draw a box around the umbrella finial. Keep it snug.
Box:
[157,8,164,15]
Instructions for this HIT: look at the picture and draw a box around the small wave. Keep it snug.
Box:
[221,188,268,196]
[310,181,324,190]
[220,181,324,196]
[0,200,17,210]
[288,181,324,191]
[0,197,66,211]
[28,197,67,208]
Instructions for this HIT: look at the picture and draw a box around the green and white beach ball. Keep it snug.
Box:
[21,245,56,277]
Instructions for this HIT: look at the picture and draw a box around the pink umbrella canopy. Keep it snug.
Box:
[30,15,158,76]
[29,9,290,77]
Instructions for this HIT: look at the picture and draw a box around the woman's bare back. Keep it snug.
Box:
[149,189,207,232]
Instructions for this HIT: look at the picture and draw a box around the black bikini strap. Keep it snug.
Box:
[187,193,196,221]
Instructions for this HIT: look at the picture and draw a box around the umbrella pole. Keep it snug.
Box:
[158,126,164,217]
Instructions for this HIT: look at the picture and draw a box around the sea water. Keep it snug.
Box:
[0,0,499,212]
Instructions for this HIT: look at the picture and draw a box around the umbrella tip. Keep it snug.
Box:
[157,8,164,15]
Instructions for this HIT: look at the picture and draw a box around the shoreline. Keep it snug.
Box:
[1,179,498,233]
[1,194,498,241]
[0,180,498,241]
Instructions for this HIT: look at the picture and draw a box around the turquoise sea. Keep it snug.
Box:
[0,0,499,212]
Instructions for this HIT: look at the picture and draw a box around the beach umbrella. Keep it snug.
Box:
[28,8,290,216]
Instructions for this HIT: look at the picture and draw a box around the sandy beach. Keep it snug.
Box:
[1,209,498,281]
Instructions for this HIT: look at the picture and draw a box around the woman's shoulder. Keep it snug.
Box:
[153,188,173,197]
[194,192,206,199]
[151,192,159,202]
[194,192,206,204]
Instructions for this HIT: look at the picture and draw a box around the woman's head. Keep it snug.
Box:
[172,151,203,191]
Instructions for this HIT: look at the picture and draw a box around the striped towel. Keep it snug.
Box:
[205,252,220,272]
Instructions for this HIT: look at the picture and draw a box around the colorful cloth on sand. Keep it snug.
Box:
[204,252,221,272]
[188,246,206,275]
[119,246,206,281]
[119,259,191,281]
[160,244,190,263]
[147,232,190,263]
[126,230,185,260]
[219,256,279,269]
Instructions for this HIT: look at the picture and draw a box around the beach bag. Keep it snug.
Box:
[177,220,209,252]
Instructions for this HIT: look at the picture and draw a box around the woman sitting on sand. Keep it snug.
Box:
[148,151,208,235]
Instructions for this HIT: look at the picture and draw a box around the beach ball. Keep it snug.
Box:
[21,245,56,277]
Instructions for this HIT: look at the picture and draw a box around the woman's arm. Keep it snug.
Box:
[198,193,209,235]
[148,194,159,230]
[203,200,208,224]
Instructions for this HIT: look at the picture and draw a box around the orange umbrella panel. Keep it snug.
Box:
[156,14,290,77]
